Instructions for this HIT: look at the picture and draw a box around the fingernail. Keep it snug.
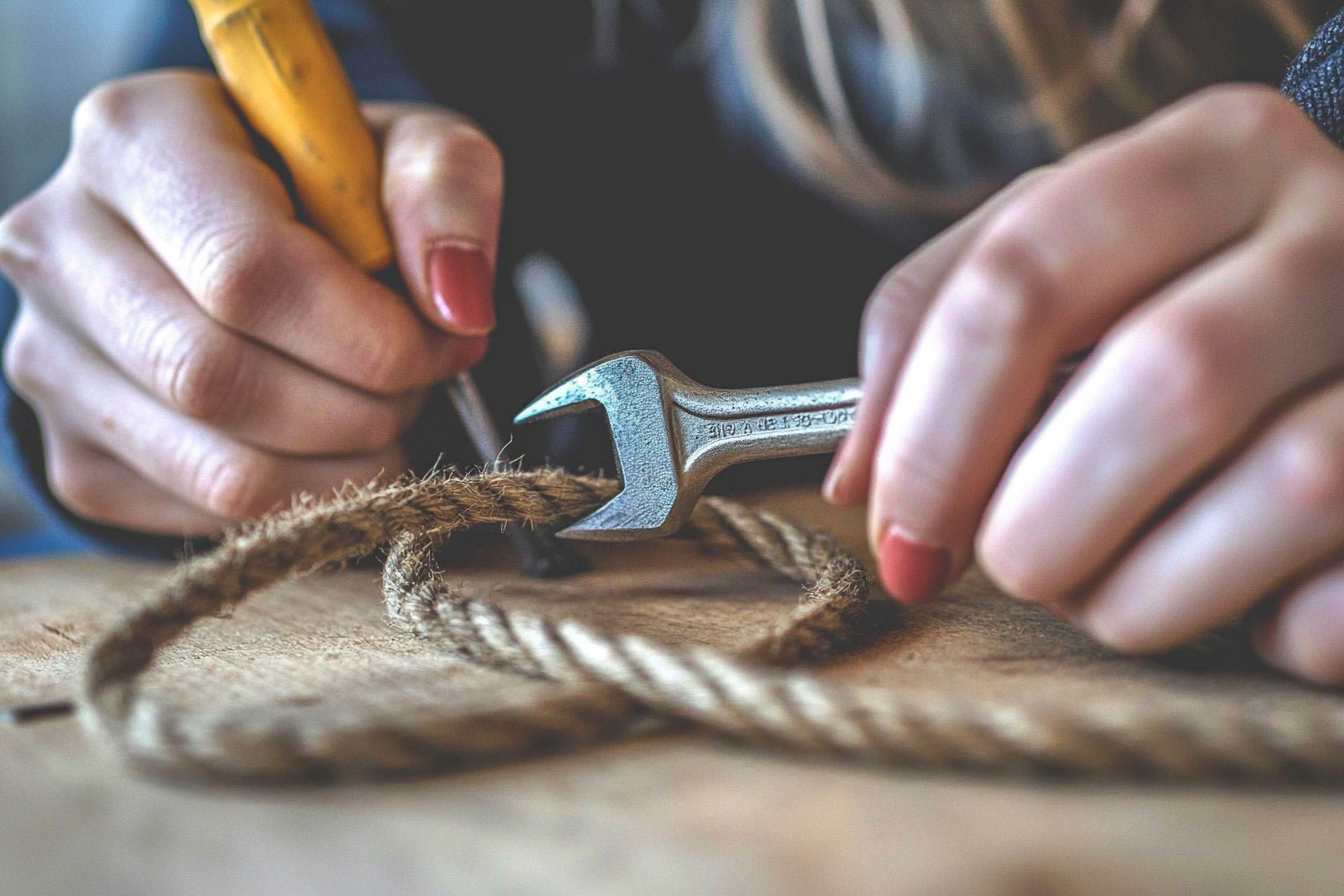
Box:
[428,243,495,334]
[877,528,949,604]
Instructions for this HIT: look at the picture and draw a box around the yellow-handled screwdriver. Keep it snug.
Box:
[186,0,582,576]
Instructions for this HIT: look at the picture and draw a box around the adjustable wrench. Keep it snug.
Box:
[514,350,859,540]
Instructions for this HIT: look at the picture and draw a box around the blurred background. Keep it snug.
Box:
[0,1,156,549]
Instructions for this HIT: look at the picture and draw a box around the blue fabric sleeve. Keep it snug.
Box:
[0,0,432,557]
[1283,8,1344,146]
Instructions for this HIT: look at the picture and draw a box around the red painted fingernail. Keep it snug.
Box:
[877,528,949,605]
[428,243,495,334]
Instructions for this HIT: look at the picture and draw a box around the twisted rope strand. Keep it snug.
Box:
[79,470,1344,783]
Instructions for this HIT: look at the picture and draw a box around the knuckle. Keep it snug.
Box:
[47,444,102,518]
[873,440,960,520]
[347,333,409,396]
[1110,312,1231,434]
[433,122,504,184]
[0,192,50,284]
[190,224,279,329]
[865,268,930,325]
[2,313,47,401]
[350,327,462,396]
[399,117,504,199]
[70,71,210,149]
[943,223,1058,345]
[191,449,278,519]
[71,79,142,150]
[1265,422,1344,517]
[161,334,246,422]
[1185,84,1305,148]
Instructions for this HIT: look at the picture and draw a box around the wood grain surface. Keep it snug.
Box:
[4,489,1343,895]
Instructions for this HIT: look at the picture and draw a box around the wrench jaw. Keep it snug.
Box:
[564,376,737,541]
[558,357,683,540]
[556,481,688,541]
[510,379,603,427]
[515,351,693,541]
[516,350,863,541]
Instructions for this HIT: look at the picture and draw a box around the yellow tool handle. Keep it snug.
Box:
[188,0,392,271]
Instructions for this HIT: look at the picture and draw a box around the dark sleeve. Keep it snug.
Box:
[0,0,432,558]
[1283,7,1344,145]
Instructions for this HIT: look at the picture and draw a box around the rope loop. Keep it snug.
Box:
[79,470,1344,783]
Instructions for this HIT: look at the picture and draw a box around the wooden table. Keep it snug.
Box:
[4,490,1343,895]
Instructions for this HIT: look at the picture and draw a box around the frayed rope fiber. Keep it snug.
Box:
[80,470,1344,783]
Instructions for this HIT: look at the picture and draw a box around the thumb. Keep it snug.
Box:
[367,103,504,336]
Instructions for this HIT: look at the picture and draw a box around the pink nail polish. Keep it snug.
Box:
[877,529,949,605]
[428,243,495,334]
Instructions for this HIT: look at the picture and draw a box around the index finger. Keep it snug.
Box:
[867,87,1301,602]
[825,166,1056,506]
[366,103,504,337]
[70,71,469,395]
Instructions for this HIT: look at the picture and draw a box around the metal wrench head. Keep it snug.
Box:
[513,350,698,540]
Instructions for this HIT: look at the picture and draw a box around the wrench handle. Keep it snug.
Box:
[673,377,860,475]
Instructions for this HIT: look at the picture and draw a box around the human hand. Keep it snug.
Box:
[0,71,502,535]
[825,85,1344,685]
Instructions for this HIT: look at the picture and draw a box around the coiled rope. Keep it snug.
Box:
[80,470,1344,783]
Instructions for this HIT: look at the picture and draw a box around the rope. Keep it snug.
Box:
[80,470,1344,783]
